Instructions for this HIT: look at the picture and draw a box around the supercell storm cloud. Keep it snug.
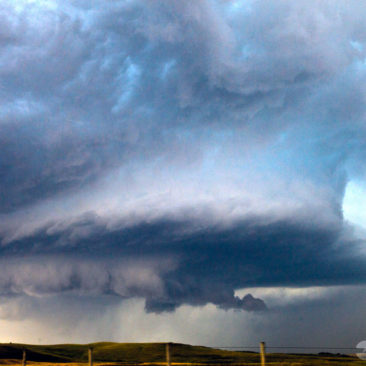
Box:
[1,0,366,343]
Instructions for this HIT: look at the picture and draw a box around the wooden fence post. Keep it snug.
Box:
[88,347,93,366]
[22,348,26,366]
[166,343,171,366]
[260,342,266,366]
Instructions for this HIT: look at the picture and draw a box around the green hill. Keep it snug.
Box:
[0,342,363,365]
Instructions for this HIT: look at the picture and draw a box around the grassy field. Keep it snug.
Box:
[0,342,364,366]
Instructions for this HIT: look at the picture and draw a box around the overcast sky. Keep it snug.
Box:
[1,0,366,349]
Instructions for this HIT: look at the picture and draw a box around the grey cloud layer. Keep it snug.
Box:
[0,216,364,313]
[2,0,366,211]
[1,0,366,317]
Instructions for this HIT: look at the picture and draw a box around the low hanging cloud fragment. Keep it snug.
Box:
[0,213,365,314]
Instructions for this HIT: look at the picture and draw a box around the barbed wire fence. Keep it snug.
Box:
[16,342,365,366]
[214,345,359,351]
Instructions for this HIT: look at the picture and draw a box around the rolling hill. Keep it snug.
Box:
[0,342,363,365]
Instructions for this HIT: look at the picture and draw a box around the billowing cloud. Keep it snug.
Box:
[0,0,366,346]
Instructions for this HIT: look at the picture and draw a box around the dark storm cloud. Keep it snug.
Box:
[0,215,365,313]
[1,0,366,211]
[1,0,366,318]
